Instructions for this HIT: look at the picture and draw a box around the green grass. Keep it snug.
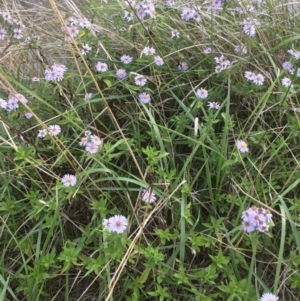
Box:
[0,0,299,300]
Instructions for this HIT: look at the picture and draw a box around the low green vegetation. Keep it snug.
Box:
[0,0,299,300]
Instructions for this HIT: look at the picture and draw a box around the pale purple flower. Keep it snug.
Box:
[136,8,147,20]
[211,0,223,14]
[125,0,137,8]
[38,129,47,138]
[79,137,88,146]
[241,206,273,233]
[243,18,260,26]
[260,293,278,301]
[0,98,7,109]
[142,3,156,18]
[24,112,33,119]
[116,69,127,79]
[48,125,61,136]
[203,47,212,54]
[234,45,247,55]
[124,11,134,22]
[207,102,220,109]
[139,92,151,104]
[13,28,22,39]
[243,24,256,36]
[154,56,164,66]
[85,142,98,154]
[214,55,231,72]
[264,209,272,222]
[215,65,222,73]
[64,25,79,41]
[6,97,19,111]
[196,88,208,99]
[236,139,249,153]
[1,11,12,23]
[109,215,128,233]
[181,7,201,22]
[282,61,294,73]
[282,77,293,87]
[165,0,174,6]
[0,28,7,39]
[14,94,28,104]
[85,130,91,137]
[84,93,92,102]
[103,217,113,232]
[288,49,300,60]
[242,219,256,233]
[141,189,156,203]
[61,174,77,187]
[90,135,102,145]
[214,55,224,64]
[178,61,188,71]
[81,43,91,55]
[220,60,231,69]
[134,75,147,86]
[253,73,264,85]
[245,71,255,81]
[79,19,91,29]
[142,46,156,56]
[171,29,179,38]
[45,64,67,82]
[95,62,108,72]
[120,54,133,64]
[32,77,40,82]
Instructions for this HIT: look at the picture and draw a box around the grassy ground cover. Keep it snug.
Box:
[0,0,299,300]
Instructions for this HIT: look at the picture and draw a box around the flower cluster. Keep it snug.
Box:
[181,7,201,22]
[0,10,25,40]
[124,0,156,21]
[235,4,255,14]
[214,55,232,73]
[141,46,156,56]
[61,174,77,187]
[210,0,223,14]
[38,125,61,138]
[79,131,102,154]
[45,64,67,82]
[103,215,128,234]
[244,71,265,85]
[141,189,156,203]
[0,94,29,112]
[242,18,260,37]
[288,49,300,60]
[62,15,91,41]
[241,206,273,233]
[234,44,248,55]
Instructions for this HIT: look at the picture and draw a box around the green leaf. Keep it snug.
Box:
[138,266,151,284]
